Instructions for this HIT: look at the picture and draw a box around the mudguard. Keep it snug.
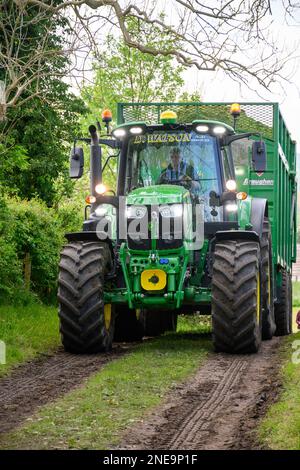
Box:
[250,198,268,239]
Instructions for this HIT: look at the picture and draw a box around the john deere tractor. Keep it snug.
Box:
[58,102,297,354]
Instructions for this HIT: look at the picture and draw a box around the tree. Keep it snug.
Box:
[0,1,87,205]
[79,18,185,191]
[0,0,297,117]
[81,17,184,120]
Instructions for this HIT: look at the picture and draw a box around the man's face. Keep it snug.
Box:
[170,152,180,169]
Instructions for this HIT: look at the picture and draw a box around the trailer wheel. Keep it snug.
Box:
[58,241,115,353]
[274,270,292,336]
[114,307,144,342]
[261,218,276,340]
[212,240,262,354]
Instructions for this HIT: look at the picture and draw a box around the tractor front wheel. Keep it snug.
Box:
[58,241,115,353]
[212,240,262,354]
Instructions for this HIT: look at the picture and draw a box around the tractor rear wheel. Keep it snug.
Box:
[212,240,262,354]
[261,218,276,340]
[58,241,115,353]
[274,270,292,336]
[114,307,144,342]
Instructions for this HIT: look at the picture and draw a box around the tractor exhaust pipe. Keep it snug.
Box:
[89,125,102,199]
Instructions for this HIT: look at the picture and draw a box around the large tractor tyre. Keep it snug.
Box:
[114,307,144,342]
[261,218,276,340]
[138,309,168,337]
[274,270,292,336]
[212,240,262,354]
[58,241,115,354]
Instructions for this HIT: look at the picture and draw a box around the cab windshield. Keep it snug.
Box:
[126,130,222,198]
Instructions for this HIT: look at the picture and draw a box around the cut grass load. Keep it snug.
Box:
[0,303,60,376]
[0,316,211,450]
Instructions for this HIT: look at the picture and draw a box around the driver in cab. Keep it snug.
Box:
[158,147,199,191]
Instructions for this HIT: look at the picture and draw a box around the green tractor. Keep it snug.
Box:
[58,102,297,354]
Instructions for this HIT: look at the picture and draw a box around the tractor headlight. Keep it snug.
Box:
[159,204,183,218]
[226,203,238,212]
[95,205,108,217]
[126,205,147,219]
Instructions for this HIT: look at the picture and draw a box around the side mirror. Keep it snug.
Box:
[209,190,236,207]
[70,147,84,179]
[252,141,266,173]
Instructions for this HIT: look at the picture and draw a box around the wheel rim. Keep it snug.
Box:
[256,271,261,323]
[104,304,112,331]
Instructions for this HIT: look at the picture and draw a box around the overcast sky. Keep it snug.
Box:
[182,3,300,147]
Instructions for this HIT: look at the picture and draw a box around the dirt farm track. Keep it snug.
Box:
[0,337,283,450]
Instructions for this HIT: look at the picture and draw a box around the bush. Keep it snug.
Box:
[0,198,23,300]
[0,196,82,304]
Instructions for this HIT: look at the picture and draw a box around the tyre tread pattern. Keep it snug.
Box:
[212,240,261,353]
[58,241,113,353]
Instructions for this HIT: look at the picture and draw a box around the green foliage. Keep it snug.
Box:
[81,17,184,128]
[0,198,23,299]
[293,282,300,306]
[0,196,82,304]
[0,2,87,205]
[0,303,59,377]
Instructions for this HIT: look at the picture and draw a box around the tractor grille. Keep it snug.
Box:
[127,205,183,250]
[117,102,275,140]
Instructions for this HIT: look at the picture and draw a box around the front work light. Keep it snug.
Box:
[95,184,107,195]
[160,110,177,124]
[159,204,183,218]
[196,125,209,133]
[126,205,147,219]
[213,126,226,135]
[226,180,237,191]
[129,127,143,135]
[226,203,238,212]
[113,128,126,138]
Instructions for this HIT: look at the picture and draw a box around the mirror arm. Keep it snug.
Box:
[223,132,260,146]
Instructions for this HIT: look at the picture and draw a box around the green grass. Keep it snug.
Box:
[0,316,211,450]
[0,303,60,376]
[259,330,300,449]
[293,281,300,307]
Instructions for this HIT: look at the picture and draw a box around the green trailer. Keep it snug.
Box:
[58,102,297,354]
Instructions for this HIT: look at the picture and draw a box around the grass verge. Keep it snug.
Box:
[0,303,60,376]
[259,308,300,450]
[293,281,300,307]
[0,316,211,450]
